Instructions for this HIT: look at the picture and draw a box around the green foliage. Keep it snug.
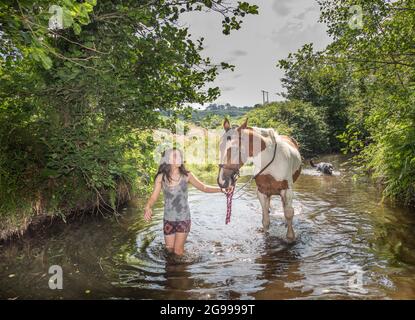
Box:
[321,0,415,205]
[197,113,224,129]
[0,0,257,238]
[277,43,351,151]
[279,0,415,205]
[192,103,253,126]
[245,100,330,157]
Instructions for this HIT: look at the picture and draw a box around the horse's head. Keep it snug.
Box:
[217,118,250,189]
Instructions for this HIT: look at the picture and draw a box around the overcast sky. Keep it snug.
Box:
[179,0,332,108]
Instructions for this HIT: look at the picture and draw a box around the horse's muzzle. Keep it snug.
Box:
[217,165,239,190]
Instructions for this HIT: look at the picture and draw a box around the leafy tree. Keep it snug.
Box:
[0,0,258,238]
[245,100,330,157]
[277,43,352,151]
[278,0,415,205]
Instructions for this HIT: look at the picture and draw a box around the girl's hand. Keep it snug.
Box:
[225,185,235,194]
[144,206,152,222]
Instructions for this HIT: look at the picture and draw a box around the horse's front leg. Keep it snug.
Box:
[280,188,295,242]
[257,190,271,231]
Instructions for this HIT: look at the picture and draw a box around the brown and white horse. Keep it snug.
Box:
[217,118,302,241]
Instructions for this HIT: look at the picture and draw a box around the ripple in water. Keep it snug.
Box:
[1,155,415,299]
[112,156,415,299]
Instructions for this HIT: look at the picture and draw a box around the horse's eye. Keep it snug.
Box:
[227,136,231,141]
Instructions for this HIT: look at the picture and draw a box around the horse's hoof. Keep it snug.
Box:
[286,236,295,244]
[286,230,295,243]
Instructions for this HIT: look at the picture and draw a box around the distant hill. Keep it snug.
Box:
[192,103,255,121]
[159,103,258,129]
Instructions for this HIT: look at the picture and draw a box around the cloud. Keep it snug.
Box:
[221,86,236,92]
[270,20,330,55]
[270,3,329,53]
[178,0,331,107]
[294,6,320,22]
[272,0,292,16]
[231,49,248,57]
[294,6,318,20]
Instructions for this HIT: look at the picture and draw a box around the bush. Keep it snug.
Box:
[339,92,415,206]
[245,100,330,157]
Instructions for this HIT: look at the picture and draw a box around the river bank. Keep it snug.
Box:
[0,180,132,242]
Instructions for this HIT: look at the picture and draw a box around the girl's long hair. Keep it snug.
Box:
[155,148,189,184]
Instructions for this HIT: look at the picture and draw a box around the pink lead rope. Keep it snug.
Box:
[225,188,234,224]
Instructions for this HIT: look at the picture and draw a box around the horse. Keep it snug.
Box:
[217,118,302,241]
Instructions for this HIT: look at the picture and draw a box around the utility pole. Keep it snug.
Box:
[261,90,269,104]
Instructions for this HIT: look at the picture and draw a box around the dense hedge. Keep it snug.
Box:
[245,100,330,158]
[277,0,415,206]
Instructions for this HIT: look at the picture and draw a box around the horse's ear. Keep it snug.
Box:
[239,118,248,130]
[223,118,230,131]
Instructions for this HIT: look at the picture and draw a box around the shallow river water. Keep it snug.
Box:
[1,154,415,299]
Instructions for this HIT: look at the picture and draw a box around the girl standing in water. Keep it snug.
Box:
[144,148,232,256]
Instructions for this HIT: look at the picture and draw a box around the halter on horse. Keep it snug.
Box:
[217,118,302,241]
[217,122,277,224]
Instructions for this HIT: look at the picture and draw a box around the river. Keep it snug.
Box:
[1,154,415,299]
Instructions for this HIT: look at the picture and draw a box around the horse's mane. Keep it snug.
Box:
[250,126,278,138]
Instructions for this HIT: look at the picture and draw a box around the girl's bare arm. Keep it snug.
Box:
[188,172,222,193]
[144,174,163,221]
